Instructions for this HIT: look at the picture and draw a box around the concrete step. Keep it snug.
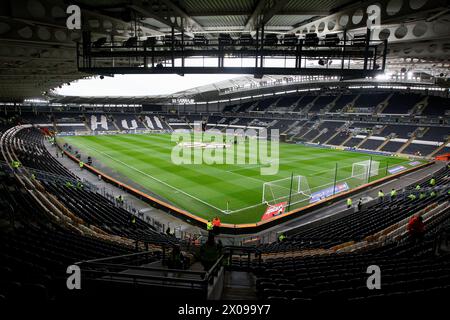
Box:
[221,271,257,300]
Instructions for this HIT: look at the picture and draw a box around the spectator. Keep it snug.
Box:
[407,215,425,243]
[212,216,221,235]
[346,198,352,209]
[377,190,384,203]
[357,198,363,212]
[390,188,397,200]
[430,176,436,187]
[206,220,213,232]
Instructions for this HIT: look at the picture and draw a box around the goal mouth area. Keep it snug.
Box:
[262,175,311,206]
[351,160,380,181]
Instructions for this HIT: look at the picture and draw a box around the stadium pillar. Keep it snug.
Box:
[287,172,294,211]
[171,26,175,67]
[332,162,338,195]
[367,156,373,184]
[363,28,371,71]
[341,29,347,72]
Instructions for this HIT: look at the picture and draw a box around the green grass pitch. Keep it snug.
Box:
[59,133,423,224]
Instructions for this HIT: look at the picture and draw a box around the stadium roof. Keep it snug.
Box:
[0,0,449,101]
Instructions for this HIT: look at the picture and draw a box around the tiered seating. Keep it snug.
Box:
[308,96,335,113]
[380,141,404,152]
[328,94,355,112]
[437,146,450,155]
[301,125,321,141]
[293,95,315,112]
[166,116,191,130]
[89,113,118,131]
[235,101,254,112]
[353,93,389,111]
[311,121,344,143]
[253,97,277,112]
[274,95,300,110]
[420,126,449,142]
[247,166,450,301]
[10,128,172,245]
[253,240,450,301]
[289,121,313,139]
[327,131,350,146]
[116,114,147,131]
[19,113,52,126]
[422,96,450,116]
[0,171,133,302]
[382,93,423,114]
[43,181,169,244]
[359,138,384,150]
[269,119,296,132]
[382,125,417,139]
[52,112,86,133]
[343,137,363,147]
[13,129,77,179]
[261,165,449,253]
[142,115,170,130]
[402,143,439,156]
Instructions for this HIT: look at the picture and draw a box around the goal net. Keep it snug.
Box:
[262,175,311,205]
[351,160,380,181]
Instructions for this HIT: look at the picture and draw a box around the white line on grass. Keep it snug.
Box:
[76,143,228,214]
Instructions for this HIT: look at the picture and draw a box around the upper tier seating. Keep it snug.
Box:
[382,93,423,114]
[308,96,335,112]
[328,95,355,112]
[422,96,450,116]
[253,97,277,112]
[293,95,316,112]
[275,96,301,110]
[353,93,389,111]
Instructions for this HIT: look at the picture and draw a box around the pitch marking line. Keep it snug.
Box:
[75,143,228,214]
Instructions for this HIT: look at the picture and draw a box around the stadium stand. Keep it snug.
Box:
[382,93,424,114]
[328,94,356,112]
[234,166,450,301]
[421,96,450,116]
[1,0,450,308]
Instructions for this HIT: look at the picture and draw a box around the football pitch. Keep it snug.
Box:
[59,133,425,224]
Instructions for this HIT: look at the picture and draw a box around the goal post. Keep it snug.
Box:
[262,175,311,205]
[351,159,380,182]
